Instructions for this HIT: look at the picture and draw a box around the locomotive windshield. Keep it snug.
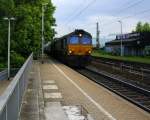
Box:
[69,36,79,44]
[69,35,92,45]
[81,37,91,45]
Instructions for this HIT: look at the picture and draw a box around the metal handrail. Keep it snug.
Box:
[0,53,33,120]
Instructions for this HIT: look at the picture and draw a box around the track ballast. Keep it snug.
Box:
[76,67,150,113]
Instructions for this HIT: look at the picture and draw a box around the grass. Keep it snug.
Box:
[92,50,150,64]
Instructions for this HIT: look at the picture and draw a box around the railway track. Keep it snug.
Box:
[91,57,150,85]
[76,67,150,113]
[92,56,150,70]
[92,56,150,75]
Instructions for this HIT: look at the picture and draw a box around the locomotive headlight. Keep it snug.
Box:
[69,50,72,54]
[79,33,82,37]
[88,50,91,54]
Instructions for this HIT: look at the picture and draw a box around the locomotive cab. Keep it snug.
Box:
[49,29,93,67]
[68,34,92,55]
[67,30,93,67]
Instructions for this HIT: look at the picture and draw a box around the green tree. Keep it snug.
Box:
[0,0,15,66]
[136,22,143,32]
[142,22,150,32]
[0,0,56,67]
[135,22,150,32]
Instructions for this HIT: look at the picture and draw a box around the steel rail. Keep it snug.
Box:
[76,67,150,113]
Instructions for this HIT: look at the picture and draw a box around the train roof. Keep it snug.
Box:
[56,29,92,40]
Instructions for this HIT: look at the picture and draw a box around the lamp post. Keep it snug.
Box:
[41,3,48,63]
[118,20,123,56]
[96,22,100,49]
[3,17,15,80]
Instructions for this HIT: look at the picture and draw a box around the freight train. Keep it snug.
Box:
[45,29,93,67]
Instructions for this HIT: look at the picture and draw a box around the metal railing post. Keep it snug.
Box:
[6,104,8,120]
[18,81,20,116]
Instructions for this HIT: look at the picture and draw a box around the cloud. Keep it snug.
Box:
[52,0,150,44]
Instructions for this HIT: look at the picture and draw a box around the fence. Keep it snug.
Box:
[0,53,33,120]
[0,70,7,81]
[0,68,20,81]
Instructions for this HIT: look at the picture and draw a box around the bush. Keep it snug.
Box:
[0,63,6,68]
[10,52,25,68]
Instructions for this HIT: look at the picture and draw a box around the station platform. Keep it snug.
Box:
[0,80,10,95]
[19,58,150,120]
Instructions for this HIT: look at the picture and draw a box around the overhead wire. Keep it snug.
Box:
[64,0,144,32]
[64,0,86,26]
[102,8,150,29]
[101,0,146,26]
[58,0,148,37]
[65,0,96,25]
[112,0,145,16]
[75,0,145,29]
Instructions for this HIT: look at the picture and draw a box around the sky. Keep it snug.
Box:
[51,0,150,46]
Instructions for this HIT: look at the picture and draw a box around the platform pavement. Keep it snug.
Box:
[19,58,150,120]
[19,61,72,120]
[0,80,10,95]
[19,62,40,120]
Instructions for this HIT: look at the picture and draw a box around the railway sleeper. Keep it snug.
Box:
[140,101,150,105]
[116,89,133,93]
[134,96,149,101]
[121,94,139,98]
[108,87,122,90]
[122,92,139,95]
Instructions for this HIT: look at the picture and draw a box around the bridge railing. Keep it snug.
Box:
[0,53,33,120]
